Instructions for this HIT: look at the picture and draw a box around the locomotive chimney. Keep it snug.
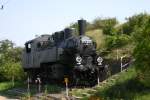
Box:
[78,19,86,36]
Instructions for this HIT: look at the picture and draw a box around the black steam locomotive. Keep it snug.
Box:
[22,19,104,84]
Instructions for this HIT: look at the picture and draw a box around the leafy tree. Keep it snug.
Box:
[0,61,24,81]
[132,13,150,87]
[121,13,150,35]
[134,39,150,87]
[0,39,25,81]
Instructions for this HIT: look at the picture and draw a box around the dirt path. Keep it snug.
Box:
[32,93,75,100]
[0,96,8,100]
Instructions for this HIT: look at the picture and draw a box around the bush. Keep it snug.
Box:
[105,34,131,50]
[103,25,116,35]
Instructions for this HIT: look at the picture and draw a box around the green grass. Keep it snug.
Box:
[0,82,14,91]
[0,81,23,92]
[0,81,62,99]
[71,67,150,100]
[0,81,25,99]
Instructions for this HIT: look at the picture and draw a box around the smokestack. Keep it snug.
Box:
[78,19,86,36]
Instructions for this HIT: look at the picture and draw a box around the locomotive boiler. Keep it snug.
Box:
[22,19,104,84]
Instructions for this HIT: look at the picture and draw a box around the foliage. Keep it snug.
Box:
[103,25,116,35]
[0,62,24,81]
[92,17,118,35]
[0,39,25,81]
[130,14,150,86]
[133,22,150,87]
[93,18,118,29]
[115,12,150,87]
[94,67,150,100]
[121,13,150,35]
[105,34,131,50]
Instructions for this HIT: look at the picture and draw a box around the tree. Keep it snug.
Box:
[134,39,150,87]
[133,13,150,87]
[0,39,25,81]
[121,13,150,35]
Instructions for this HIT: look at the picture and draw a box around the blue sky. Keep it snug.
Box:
[0,0,150,47]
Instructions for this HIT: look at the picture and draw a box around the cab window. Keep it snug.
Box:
[25,43,31,53]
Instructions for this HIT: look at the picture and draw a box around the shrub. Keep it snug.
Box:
[105,34,131,50]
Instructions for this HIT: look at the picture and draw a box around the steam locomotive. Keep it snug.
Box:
[22,19,104,84]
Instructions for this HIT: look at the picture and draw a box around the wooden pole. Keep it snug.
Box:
[27,77,30,92]
[12,75,14,87]
[64,78,69,97]
[97,76,100,86]
[97,68,100,86]
[117,49,119,60]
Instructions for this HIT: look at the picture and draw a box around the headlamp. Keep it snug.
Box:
[76,56,82,64]
[97,56,103,65]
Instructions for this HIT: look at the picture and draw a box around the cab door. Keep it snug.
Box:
[23,42,33,68]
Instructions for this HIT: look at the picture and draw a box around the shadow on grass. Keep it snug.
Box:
[0,81,26,99]
[94,78,150,100]
[0,82,62,99]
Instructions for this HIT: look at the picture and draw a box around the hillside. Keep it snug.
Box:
[86,29,105,51]
[85,28,133,58]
